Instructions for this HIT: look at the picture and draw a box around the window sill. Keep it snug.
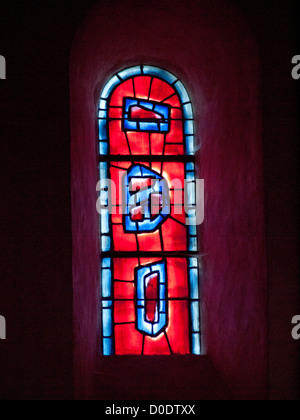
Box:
[92,355,233,400]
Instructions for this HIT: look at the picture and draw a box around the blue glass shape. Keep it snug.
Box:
[101,235,111,252]
[101,75,120,99]
[191,302,200,333]
[189,236,198,252]
[98,110,107,119]
[124,164,170,233]
[139,122,159,132]
[101,209,110,234]
[142,66,178,85]
[189,224,197,236]
[99,162,108,180]
[186,135,195,155]
[183,103,193,119]
[135,261,168,337]
[99,141,108,156]
[189,257,198,268]
[102,300,112,308]
[118,66,142,80]
[102,258,111,269]
[189,266,199,300]
[123,98,170,133]
[140,100,154,111]
[103,337,113,356]
[99,99,107,110]
[184,120,194,136]
[192,333,201,355]
[98,119,107,141]
[186,162,195,171]
[102,308,113,336]
[102,268,112,298]
[174,80,190,104]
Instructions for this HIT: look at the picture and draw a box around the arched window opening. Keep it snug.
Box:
[98,66,201,356]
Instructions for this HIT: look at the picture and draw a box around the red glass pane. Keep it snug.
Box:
[150,133,165,155]
[171,108,183,120]
[133,76,152,99]
[130,206,144,222]
[113,225,137,251]
[149,78,176,102]
[114,301,135,324]
[127,132,150,155]
[114,281,135,300]
[110,258,191,355]
[145,273,159,322]
[171,205,186,226]
[130,106,163,121]
[109,107,123,119]
[166,120,184,144]
[151,161,162,174]
[162,162,185,184]
[167,259,188,298]
[162,218,187,251]
[166,300,190,354]
[138,230,162,252]
[115,324,143,355]
[110,78,134,106]
[110,166,126,206]
[136,161,151,168]
[111,207,123,225]
[144,334,171,355]
[163,94,181,108]
[109,120,130,155]
[164,144,185,155]
[139,257,162,266]
[170,188,184,205]
[114,258,139,281]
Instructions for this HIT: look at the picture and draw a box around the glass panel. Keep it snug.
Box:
[103,258,196,355]
[149,78,176,103]
[118,66,142,80]
[133,76,152,99]
[100,67,201,356]
[143,66,178,85]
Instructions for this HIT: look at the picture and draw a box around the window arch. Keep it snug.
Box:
[99,66,201,356]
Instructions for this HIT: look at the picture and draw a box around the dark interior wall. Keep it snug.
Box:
[238,0,300,400]
[0,0,299,400]
[0,0,96,399]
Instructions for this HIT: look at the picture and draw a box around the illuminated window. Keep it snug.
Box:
[99,66,201,355]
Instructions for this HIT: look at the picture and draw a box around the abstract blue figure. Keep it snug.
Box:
[124,164,170,233]
[135,260,168,337]
[123,98,170,133]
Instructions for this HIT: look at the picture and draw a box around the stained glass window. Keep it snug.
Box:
[99,66,201,356]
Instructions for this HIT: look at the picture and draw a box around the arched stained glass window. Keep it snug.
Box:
[99,66,201,356]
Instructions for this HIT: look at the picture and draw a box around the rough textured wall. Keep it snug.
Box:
[70,0,267,399]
